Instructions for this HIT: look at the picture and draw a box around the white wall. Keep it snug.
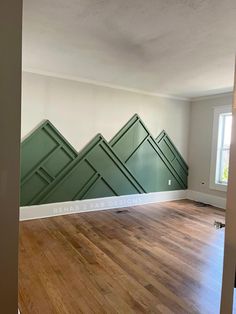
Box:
[22,71,190,160]
[188,92,233,199]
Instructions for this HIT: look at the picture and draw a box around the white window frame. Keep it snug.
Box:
[210,105,232,192]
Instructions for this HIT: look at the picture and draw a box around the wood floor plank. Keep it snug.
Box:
[18,199,234,314]
[74,213,197,313]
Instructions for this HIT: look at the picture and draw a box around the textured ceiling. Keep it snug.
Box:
[23,0,236,98]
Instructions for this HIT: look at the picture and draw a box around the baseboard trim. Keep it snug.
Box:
[20,189,226,221]
[186,190,226,209]
[20,190,187,221]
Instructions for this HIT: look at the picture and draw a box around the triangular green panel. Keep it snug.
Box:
[110,114,188,192]
[156,130,188,188]
[126,140,182,192]
[37,134,145,205]
[20,120,78,206]
[82,178,116,200]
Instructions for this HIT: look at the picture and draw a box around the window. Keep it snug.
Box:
[216,113,232,185]
[210,105,232,192]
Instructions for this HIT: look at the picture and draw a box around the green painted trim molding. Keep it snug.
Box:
[20,114,188,206]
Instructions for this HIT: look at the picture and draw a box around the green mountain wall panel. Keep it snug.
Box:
[110,114,188,192]
[156,130,188,188]
[20,114,188,206]
[38,134,145,205]
[20,120,78,206]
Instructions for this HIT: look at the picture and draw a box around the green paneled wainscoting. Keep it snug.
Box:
[110,114,188,192]
[20,114,188,206]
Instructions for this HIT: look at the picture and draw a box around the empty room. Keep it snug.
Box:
[1,0,236,313]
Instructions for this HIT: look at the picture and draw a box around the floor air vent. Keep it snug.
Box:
[116,209,129,214]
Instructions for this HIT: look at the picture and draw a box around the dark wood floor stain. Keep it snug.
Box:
[18,200,235,314]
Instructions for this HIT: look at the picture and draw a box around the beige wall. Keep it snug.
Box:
[22,71,191,160]
[0,0,22,313]
[188,92,233,199]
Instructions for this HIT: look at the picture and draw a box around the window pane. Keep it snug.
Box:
[223,115,232,147]
[219,149,230,183]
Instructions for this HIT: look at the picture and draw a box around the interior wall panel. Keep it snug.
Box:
[20,114,188,206]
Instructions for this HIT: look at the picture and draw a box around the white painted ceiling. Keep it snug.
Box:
[23,0,236,98]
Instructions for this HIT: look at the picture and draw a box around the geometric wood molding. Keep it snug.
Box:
[20,120,78,206]
[39,134,145,205]
[156,129,188,188]
[21,114,188,206]
[110,114,188,192]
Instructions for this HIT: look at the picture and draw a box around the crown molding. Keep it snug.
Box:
[190,90,233,102]
[22,68,190,102]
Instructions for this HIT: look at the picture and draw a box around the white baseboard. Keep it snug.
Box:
[20,189,226,221]
[186,190,226,209]
[20,190,187,221]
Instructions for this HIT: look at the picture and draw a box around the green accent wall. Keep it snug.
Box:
[156,129,188,188]
[20,114,188,206]
[110,114,188,192]
[40,134,145,205]
[20,120,78,206]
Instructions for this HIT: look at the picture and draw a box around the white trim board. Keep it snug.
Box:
[20,189,227,221]
[186,190,226,209]
[23,69,189,101]
[20,190,187,221]
[191,91,233,102]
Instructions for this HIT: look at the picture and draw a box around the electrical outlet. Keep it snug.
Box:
[168,179,172,186]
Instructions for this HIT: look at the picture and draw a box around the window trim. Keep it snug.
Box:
[210,105,232,192]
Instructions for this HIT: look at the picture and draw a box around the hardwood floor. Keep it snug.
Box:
[18,200,234,314]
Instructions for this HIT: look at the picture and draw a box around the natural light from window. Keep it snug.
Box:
[215,113,232,185]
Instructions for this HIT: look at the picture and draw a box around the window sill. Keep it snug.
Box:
[209,182,228,192]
